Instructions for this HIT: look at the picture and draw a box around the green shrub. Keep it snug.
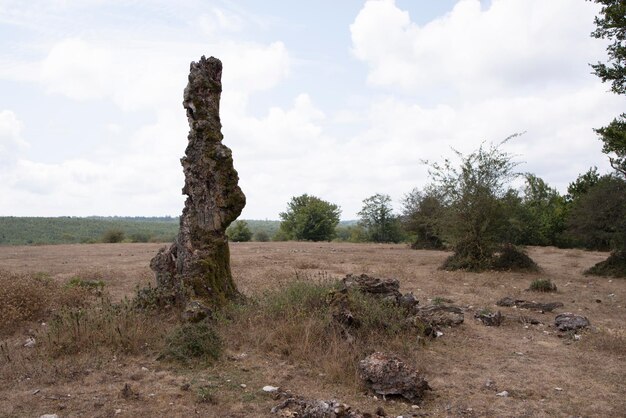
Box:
[227,220,252,242]
[253,230,270,242]
[160,322,222,365]
[585,251,626,277]
[102,228,125,243]
[492,244,539,272]
[528,278,557,292]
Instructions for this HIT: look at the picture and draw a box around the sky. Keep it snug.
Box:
[0,0,623,220]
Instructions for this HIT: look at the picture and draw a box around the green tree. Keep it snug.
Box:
[358,194,403,243]
[401,187,445,249]
[567,175,626,251]
[427,137,534,271]
[590,0,626,175]
[520,174,567,246]
[227,220,252,242]
[566,167,601,202]
[278,194,341,241]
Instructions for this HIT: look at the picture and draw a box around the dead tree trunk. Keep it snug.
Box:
[150,56,245,306]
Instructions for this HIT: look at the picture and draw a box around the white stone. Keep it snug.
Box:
[23,337,36,348]
[262,385,279,393]
[39,415,58,418]
[496,391,509,397]
[240,384,247,388]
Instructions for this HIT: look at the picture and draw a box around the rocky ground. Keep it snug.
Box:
[0,242,625,417]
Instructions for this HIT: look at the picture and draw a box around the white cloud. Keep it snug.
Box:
[351,0,604,95]
[0,110,28,162]
[39,37,290,112]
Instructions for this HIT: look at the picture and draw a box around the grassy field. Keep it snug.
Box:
[0,242,624,417]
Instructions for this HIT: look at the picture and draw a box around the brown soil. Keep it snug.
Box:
[0,242,625,417]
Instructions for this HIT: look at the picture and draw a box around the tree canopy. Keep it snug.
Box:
[590,0,626,175]
[358,193,403,243]
[278,194,341,241]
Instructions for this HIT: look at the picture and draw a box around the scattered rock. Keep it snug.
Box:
[398,293,419,310]
[554,313,590,331]
[39,415,58,418]
[496,391,509,397]
[497,297,563,312]
[474,310,503,326]
[23,337,36,348]
[342,274,403,303]
[150,56,246,305]
[182,300,212,323]
[263,386,280,393]
[358,352,431,404]
[271,396,364,417]
[413,304,464,329]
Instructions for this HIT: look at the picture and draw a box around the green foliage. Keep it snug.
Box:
[253,230,270,242]
[401,188,445,249]
[358,193,404,243]
[491,244,539,272]
[585,250,626,277]
[566,175,626,251]
[427,136,530,270]
[227,220,252,242]
[590,0,626,175]
[278,194,341,241]
[160,322,222,365]
[0,216,179,245]
[590,0,626,95]
[334,223,368,243]
[101,228,125,243]
[529,279,557,292]
[519,174,567,246]
[595,115,626,175]
[567,167,601,202]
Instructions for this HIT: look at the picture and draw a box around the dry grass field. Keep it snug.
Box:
[0,242,625,417]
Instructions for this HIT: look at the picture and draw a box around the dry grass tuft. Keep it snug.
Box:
[45,297,170,357]
[0,271,90,335]
[219,275,423,387]
[583,328,626,357]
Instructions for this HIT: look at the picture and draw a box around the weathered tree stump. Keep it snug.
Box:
[151,56,245,307]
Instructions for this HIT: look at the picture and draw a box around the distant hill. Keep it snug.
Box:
[0,217,283,246]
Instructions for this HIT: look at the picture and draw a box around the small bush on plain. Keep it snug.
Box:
[529,279,557,292]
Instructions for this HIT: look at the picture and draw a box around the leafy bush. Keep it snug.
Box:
[585,251,626,278]
[227,220,252,242]
[160,322,222,365]
[102,228,125,243]
[427,136,537,271]
[279,194,341,241]
[253,230,270,242]
[491,244,539,272]
[528,279,557,292]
